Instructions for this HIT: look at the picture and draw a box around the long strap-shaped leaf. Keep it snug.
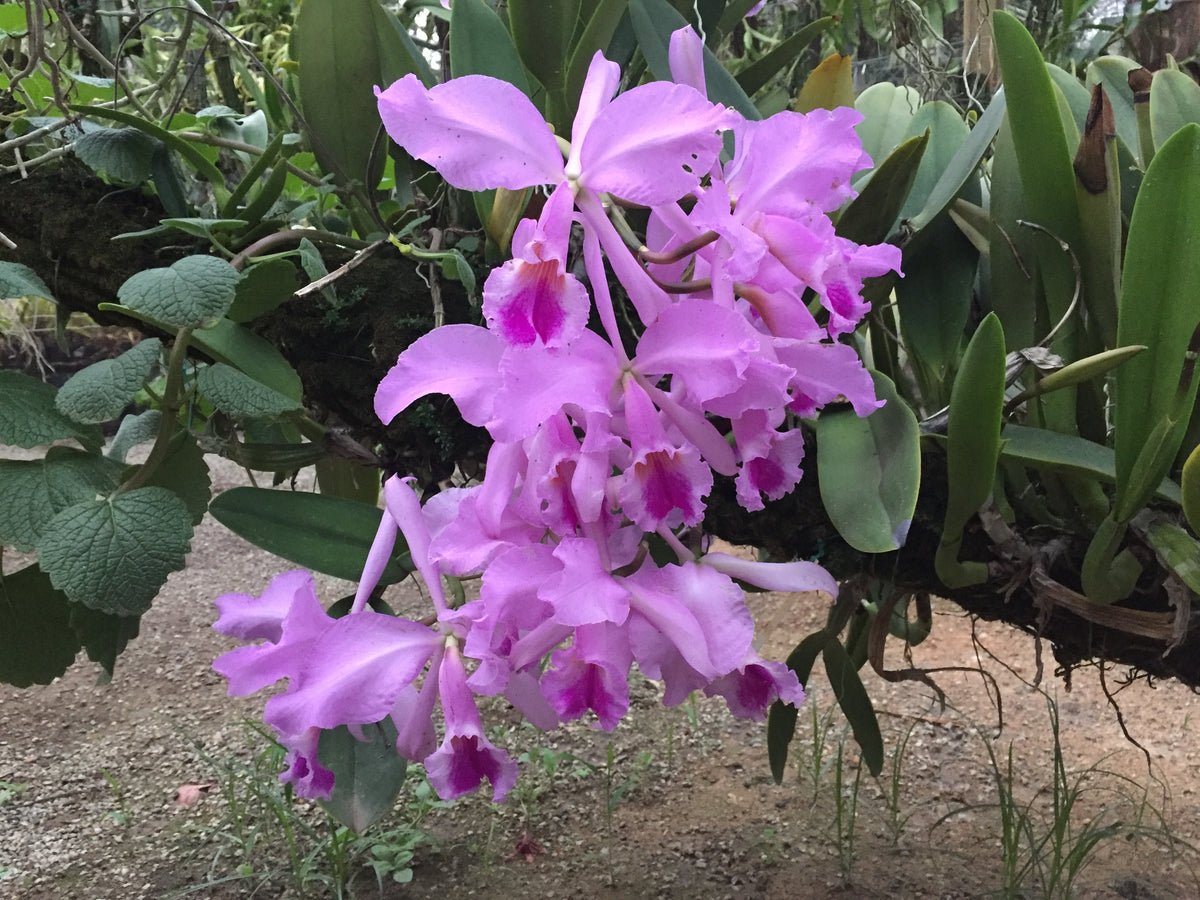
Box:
[992,11,1088,429]
[935,312,1006,589]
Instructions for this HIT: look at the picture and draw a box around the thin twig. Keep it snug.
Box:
[293,239,387,299]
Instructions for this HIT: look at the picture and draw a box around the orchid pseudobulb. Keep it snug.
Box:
[213,26,901,804]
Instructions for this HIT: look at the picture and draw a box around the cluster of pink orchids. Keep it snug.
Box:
[211,27,901,803]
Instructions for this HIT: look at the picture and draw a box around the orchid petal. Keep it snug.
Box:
[375,324,502,426]
[376,75,562,191]
[701,551,838,597]
[565,52,621,180]
[213,568,318,643]
[578,82,732,205]
[668,26,707,94]
[263,614,442,736]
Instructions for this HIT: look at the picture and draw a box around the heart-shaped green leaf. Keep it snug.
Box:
[0,370,102,450]
[0,447,123,552]
[117,255,240,329]
[0,564,80,688]
[196,363,302,418]
[36,486,194,616]
[55,338,161,424]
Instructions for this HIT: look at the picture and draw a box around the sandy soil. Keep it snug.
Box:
[4,458,1200,899]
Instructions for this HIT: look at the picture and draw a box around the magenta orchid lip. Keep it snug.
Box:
[213,26,901,805]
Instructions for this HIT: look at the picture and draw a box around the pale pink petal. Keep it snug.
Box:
[619,380,712,531]
[350,508,397,614]
[390,675,440,762]
[540,537,631,625]
[727,108,871,216]
[668,26,707,94]
[213,568,318,643]
[489,330,620,441]
[278,727,335,800]
[383,476,447,612]
[565,52,622,179]
[541,623,632,729]
[701,551,838,597]
[375,324,502,426]
[376,75,562,191]
[624,560,754,689]
[263,614,442,736]
[577,82,732,205]
[777,340,882,418]
[732,420,806,510]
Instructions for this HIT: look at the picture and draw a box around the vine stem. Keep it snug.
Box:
[117,328,193,495]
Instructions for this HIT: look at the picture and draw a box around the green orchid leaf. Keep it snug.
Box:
[0,370,103,451]
[117,255,240,329]
[564,0,628,113]
[737,17,837,100]
[0,564,80,688]
[508,0,579,95]
[1150,68,1200,151]
[1182,442,1200,534]
[1000,424,1181,506]
[450,0,532,95]
[370,1,436,88]
[232,440,327,473]
[836,130,928,246]
[899,100,973,223]
[853,83,921,172]
[294,0,410,188]
[319,720,409,832]
[896,212,976,389]
[629,0,759,120]
[892,103,977,385]
[936,312,1006,589]
[768,629,830,783]
[36,486,194,616]
[992,11,1085,345]
[0,448,123,552]
[316,457,381,505]
[823,634,884,777]
[817,372,920,554]
[906,87,1005,233]
[191,317,304,402]
[1113,124,1200,513]
[987,116,1037,352]
[209,487,413,585]
[54,338,161,425]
